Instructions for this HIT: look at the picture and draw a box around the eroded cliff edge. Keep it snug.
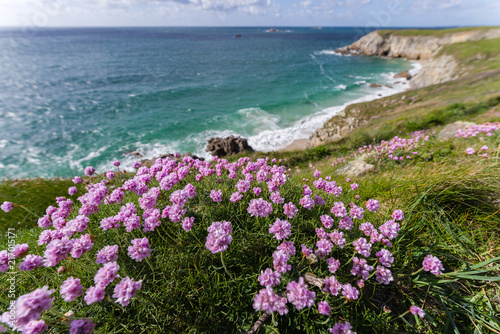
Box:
[308,28,500,146]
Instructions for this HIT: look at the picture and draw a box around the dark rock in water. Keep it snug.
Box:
[370,83,382,88]
[140,151,204,167]
[206,135,254,157]
[235,34,242,38]
[394,70,412,80]
[127,150,143,158]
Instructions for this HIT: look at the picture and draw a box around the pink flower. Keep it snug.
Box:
[84,166,96,176]
[258,268,281,287]
[422,254,444,275]
[127,238,152,262]
[1,201,13,212]
[182,217,195,231]
[96,245,119,264]
[283,202,298,218]
[318,301,331,315]
[329,321,356,334]
[60,277,83,302]
[113,277,143,307]
[69,319,95,334]
[247,198,273,218]
[253,287,288,315]
[410,306,425,318]
[341,283,359,301]
[68,187,78,195]
[365,199,379,212]
[323,276,341,296]
[392,209,404,221]
[466,147,475,155]
[205,221,233,254]
[210,189,222,202]
[287,277,316,310]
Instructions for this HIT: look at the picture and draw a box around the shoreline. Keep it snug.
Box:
[279,59,422,152]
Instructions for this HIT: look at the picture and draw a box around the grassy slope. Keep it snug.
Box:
[1,28,500,334]
[378,26,500,37]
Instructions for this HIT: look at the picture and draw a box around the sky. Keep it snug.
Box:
[0,0,499,28]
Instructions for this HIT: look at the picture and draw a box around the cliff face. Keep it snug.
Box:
[307,28,500,146]
[336,29,500,61]
[336,28,500,89]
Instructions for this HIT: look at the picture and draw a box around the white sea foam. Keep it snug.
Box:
[246,60,422,153]
[335,84,347,90]
[316,50,348,56]
[237,108,281,132]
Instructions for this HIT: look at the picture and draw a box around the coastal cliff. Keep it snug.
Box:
[308,27,500,146]
[336,28,500,89]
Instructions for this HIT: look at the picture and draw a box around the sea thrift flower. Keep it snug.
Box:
[351,257,374,279]
[273,250,292,273]
[0,250,9,273]
[37,215,51,228]
[349,205,364,220]
[99,216,120,231]
[210,189,222,202]
[12,286,54,330]
[247,198,273,217]
[314,170,321,178]
[341,283,360,301]
[422,254,444,275]
[12,243,29,258]
[113,277,143,307]
[96,245,119,264]
[301,244,313,257]
[277,241,296,256]
[466,147,475,155]
[18,255,44,271]
[1,201,13,212]
[128,238,152,262]
[84,285,105,305]
[253,287,288,315]
[338,216,353,230]
[480,145,488,151]
[72,176,82,184]
[84,166,96,176]
[60,277,83,302]
[350,183,358,191]
[299,196,315,210]
[375,266,394,284]
[69,319,95,334]
[283,202,298,218]
[329,230,346,248]
[359,222,376,236]
[314,195,326,206]
[321,215,334,229]
[68,186,78,195]
[353,238,371,257]
[376,248,394,267]
[379,220,401,240]
[43,237,74,267]
[269,218,292,240]
[329,321,356,334]
[230,191,243,203]
[252,187,262,196]
[22,319,47,334]
[270,191,284,204]
[258,268,281,287]
[205,221,233,254]
[286,277,316,310]
[323,276,342,296]
[318,301,331,315]
[132,161,141,169]
[106,171,115,180]
[182,217,195,231]
[70,234,93,258]
[331,202,347,217]
[327,257,340,273]
[410,306,425,318]
[94,261,120,286]
[365,199,380,212]
[316,238,333,258]
[392,209,404,221]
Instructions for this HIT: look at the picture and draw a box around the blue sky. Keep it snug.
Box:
[0,0,499,28]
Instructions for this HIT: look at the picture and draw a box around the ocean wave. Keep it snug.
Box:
[334,84,347,90]
[237,107,281,133]
[315,50,348,56]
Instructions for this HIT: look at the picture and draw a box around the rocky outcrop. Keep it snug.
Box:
[438,121,476,140]
[206,135,254,157]
[336,160,375,177]
[310,107,369,145]
[336,29,500,61]
[394,71,412,80]
[336,28,500,89]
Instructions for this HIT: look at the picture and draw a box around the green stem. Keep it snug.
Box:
[220,252,233,280]
[16,204,37,217]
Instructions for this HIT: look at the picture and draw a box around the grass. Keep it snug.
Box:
[1,27,500,334]
[378,26,500,37]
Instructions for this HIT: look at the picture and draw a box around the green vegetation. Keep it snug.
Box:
[1,27,500,333]
[378,26,500,37]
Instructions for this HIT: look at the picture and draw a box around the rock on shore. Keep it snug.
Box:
[206,135,254,157]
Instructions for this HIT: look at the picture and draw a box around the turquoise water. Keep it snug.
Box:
[0,27,414,178]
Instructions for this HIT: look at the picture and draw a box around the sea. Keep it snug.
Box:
[0,27,419,179]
